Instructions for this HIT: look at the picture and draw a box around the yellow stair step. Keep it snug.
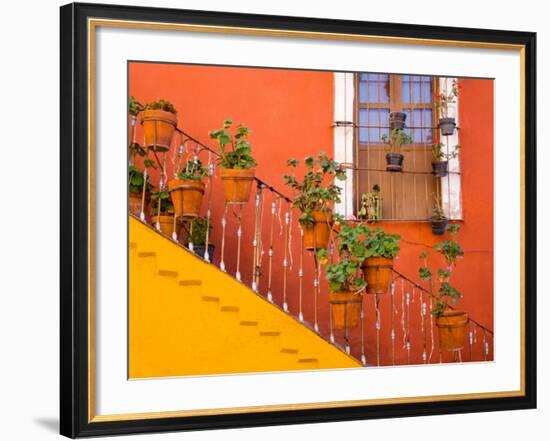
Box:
[158,270,178,278]
[137,251,156,258]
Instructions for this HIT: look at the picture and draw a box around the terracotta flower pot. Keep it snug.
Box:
[436,309,468,351]
[151,214,178,237]
[329,291,363,329]
[303,210,332,250]
[220,168,255,204]
[129,192,145,217]
[362,256,394,294]
[141,109,177,151]
[168,178,205,219]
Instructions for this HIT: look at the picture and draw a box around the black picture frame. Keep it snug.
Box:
[60,2,537,438]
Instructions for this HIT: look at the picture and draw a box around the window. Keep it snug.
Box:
[347,73,461,221]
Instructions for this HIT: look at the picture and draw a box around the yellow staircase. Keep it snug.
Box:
[129,216,361,378]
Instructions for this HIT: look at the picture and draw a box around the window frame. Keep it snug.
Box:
[346,73,462,221]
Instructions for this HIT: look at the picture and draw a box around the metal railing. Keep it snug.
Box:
[129,120,493,367]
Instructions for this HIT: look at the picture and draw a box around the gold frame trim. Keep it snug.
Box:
[87,18,526,423]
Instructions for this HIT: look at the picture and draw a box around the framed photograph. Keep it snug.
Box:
[60,2,536,438]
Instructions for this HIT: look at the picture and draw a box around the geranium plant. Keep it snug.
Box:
[361,226,401,294]
[178,159,208,182]
[318,220,369,329]
[128,96,146,160]
[129,95,144,116]
[381,128,413,154]
[209,119,256,170]
[431,142,460,161]
[283,152,346,227]
[435,80,460,135]
[317,221,369,292]
[143,99,177,114]
[434,224,464,266]
[128,159,155,194]
[363,227,401,259]
[435,80,459,119]
[151,189,174,215]
[418,224,464,316]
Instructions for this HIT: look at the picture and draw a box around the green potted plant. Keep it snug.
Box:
[185,216,215,261]
[128,158,154,217]
[357,184,382,222]
[317,220,369,329]
[430,194,448,235]
[381,128,413,172]
[209,119,257,204]
[389,111,407,129]
[141,99,178,151]
[435,80,459,136]
[150,188,177,236]
[418,224,468,352]
[431,141,460,177]
[283,152,346,250]
[168,158,208,219]
[129,96,143,118]
[128,96,145,154]
[361,227,401,294]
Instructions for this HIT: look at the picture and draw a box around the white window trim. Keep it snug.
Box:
[333,73,463,221]
[439,77,463,220]
[333,72,355,218]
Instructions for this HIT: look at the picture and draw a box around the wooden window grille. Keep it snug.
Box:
[353,73,460,221]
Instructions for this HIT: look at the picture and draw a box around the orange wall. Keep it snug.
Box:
[129,63,493,365]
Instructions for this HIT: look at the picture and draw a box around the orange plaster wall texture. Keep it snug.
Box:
[129,62,493,367]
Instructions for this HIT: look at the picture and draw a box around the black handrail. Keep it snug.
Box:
[392,269,494,336]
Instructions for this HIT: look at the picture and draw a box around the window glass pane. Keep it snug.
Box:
[403,108,433,143]
[421,81,432,103]
[379,109,390,141]
[402,75,433,104]
[359,81,368,103]
[358,109,368,143]
[359,73,389,103]
[369,83,379,102]
[402,81,411,103]
[359,108,389,143]
[413,81,422,103]
[422,109,433,142]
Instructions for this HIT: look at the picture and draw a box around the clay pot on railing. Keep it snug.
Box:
[362,256,394,294]
[439,117,456,136]
[430,216,448,235]
[389,111,407,130]
[436,309,468,351]
[432,160,449,178]
[129,192,145,217]
[141,109,177,151]
[220,168,255,204]
[152,214,177,237]
[385,153,404,172]
[168,178,205,219]
[328,291,363,329]
[303,210,332,250]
